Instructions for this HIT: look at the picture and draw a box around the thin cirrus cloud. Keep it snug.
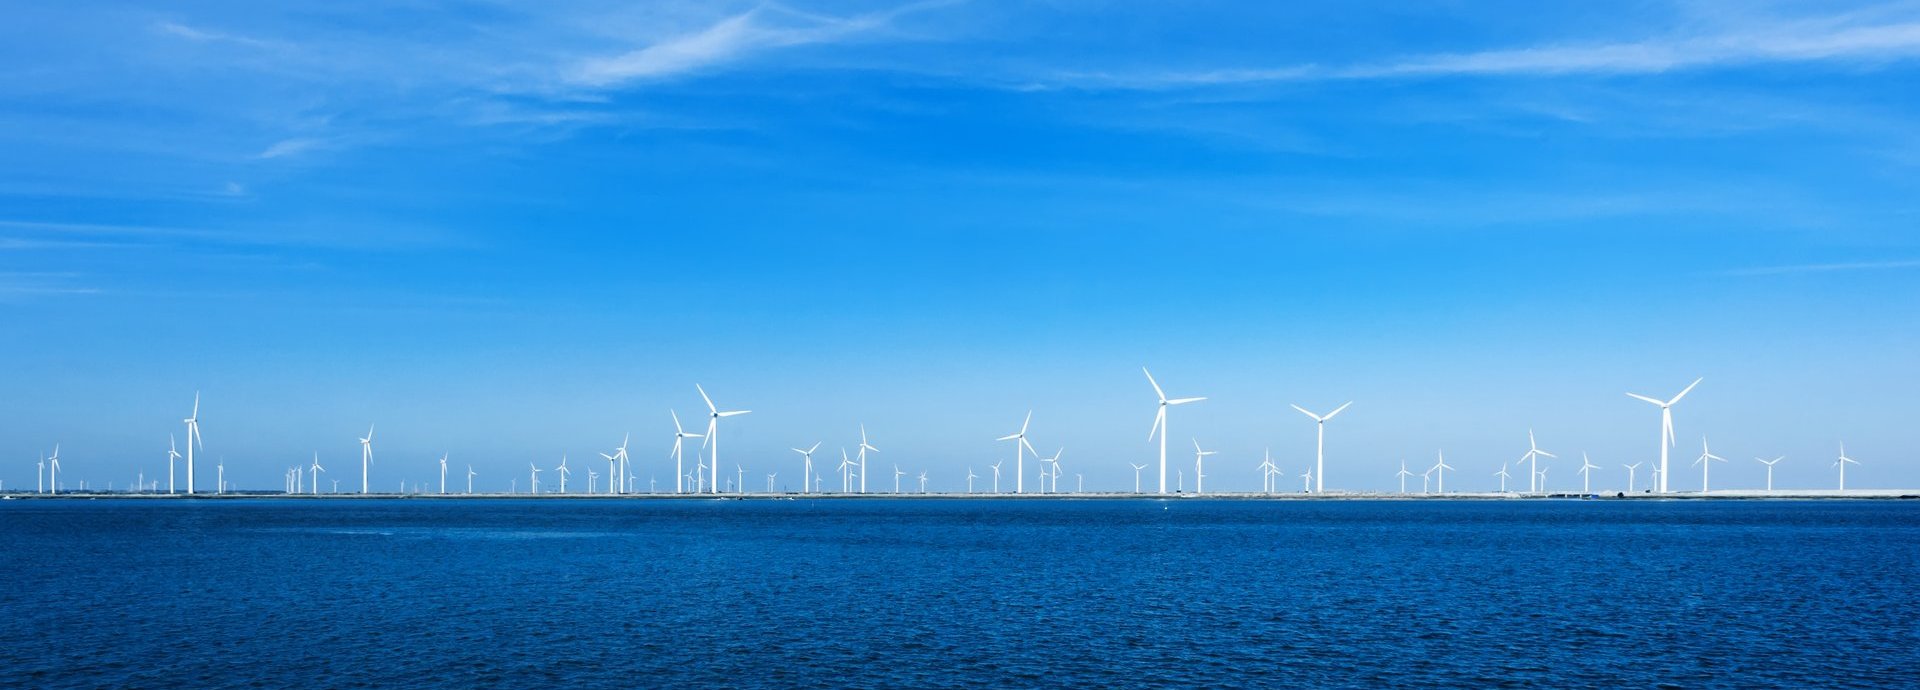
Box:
[256,137,324,160]
[562,1,953,88]
[1720,259,1920,276]
[1053,16,1920,88]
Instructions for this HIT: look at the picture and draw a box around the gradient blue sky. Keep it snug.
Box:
[4,1,1917,493]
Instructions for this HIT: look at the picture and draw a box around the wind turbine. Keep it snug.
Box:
[893,464,905,494]
[669,411,703,494]
[858,425,878,494]
[310,453,324,496]
[1495,463,1512,493]
[467,465,476,495]
[1048,451,1063,494]
[1191,439,1216,495]
[989,461,1003,494]
[48,445,61,495]
[1420,466,1432,495]
[215,461,222,494]
[167,435,180,495]
[1518,429,1555,494]
[1756,456,1783,491]
[183,393,202,495]
[1626,377,1702,493]
[766,472,777,493]
[997,412,1038,494]
[967,467,978,494]
[1577,453,1601,494]
[38,455,44,494]
[1299,469,1312,493]
[918,470,928,494]
[1396,460,1414,495]
[1693,437,1725,493]
[604,434,630,495]
[1259,450,1279,494]
[1431,451,1454,494]
[529,462,541,495]
[696,385,750,495]
[1129,463,1147,493]
[557,455,571,494]
[792,443,820,495]
[438,454,448,495]
[1144,368,1206,495]
[1623,462,1642,493]
[358,424,374,494]
[587,469,597,494]
[1290,401,1352,494]
[837,449,854,493]
[1835,443,1859,491]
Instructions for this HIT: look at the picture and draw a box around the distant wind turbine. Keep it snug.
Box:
[557,455,571,493]
[858,426,877,494]
[670,410,703,494]
[1518,429,1555,494]
[1144,368,1205,495]
[183,393,203,495]
[1495,463,1512,493]
[1835,443,1859,491]
[1191,439,1216,494]
[837,449,854,493]
[1396,460,1414,495]
[1626,377,1702,493]
[989,461,1003,494]
[167,435,181,495]
[48,445,62,495]
[310,453,325,496]
[893,464,905,494]
[438,454,448,495]
[1577,453,1601,494]
[696,384,750,494]
[792,443,820,495]
[967,467,978,494]
[1129,463,1147,493]
[467,465,476,495]
[997,412,1038,494]
[1290,401,1352,494]
[1623,462,1642,493]
[1756,456,1783,491]
[529,462,541,494]
[1431,451,1454,494]
[1693,437,1725,493]
[358,424,374,494]
[917,470,928,494]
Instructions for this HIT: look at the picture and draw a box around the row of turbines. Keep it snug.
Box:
[12,370,1873,496]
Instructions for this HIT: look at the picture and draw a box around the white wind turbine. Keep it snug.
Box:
[1396,460,1414,495]
[1144,368,1206,495]
[1495,463,1512,493]
[766,472,776,493]
[1041,448,1063,494]
[1756,456,1783,491]
[557,455,571,494]
[167,435,181,495]
[1420,465,1432,495]
[587,469,597,494]
[1259,450,1279,494]
[967,467,978,494]
[989,461,1003,494]
[606,434,631,495]
[1129,463,1147,493]
[1622,462,1642,493]
[1290,401,1352,494]
[792,443,820,495]
[529,462,541,494]
[1299,469,1312,492]
[1835,443,1859,491]
[669,410,703,494]
[216,461,223,494]
[857,425,877,494]
[893,464,905,494]
[438,454,448,495]
[1577,453,1601,494]
[48,445,61,495]
[837,449,854,493]
[918,470,928,494]
[1693,437,1725,493]
[997,412,1038,494]
[310,453,324,496]
[183,393,203,495]
[1626,377,1702,494]
[358,424,374,494]
[1191,440,1216,494]
[466,465,476,495]
[1518,429,1555,494]
[1430,451,1454,494]
[696,385,750,494]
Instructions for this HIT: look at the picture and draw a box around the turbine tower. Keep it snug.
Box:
[1835,443,1859,491]
[467,465,476,495]
[1430,451,1454,494]
[183,393,202,495]
[696,385,750,494]
[358,424,374,494]
[1290,401,1352,494]
[1495,463,1512,493]
[1626,377,1702,494]
[438,454,448,495]
[989,461,1003,493]
[669,411,703,494]
[857,425,878,494]
[167,435,181,495]
[1144,367,1205,495]
[1623,462,1641,493]
[1577,453,1600,494]
[1396,460,1414,495]
[1191,439,1216,494]
[792,443,820,495]
[996,412,1038,494]
[1518,430,1555,494]
[1756,456,1783,491]
[1693,437,1725,493]
[1129,463,1147,493]
[310,452,324,496]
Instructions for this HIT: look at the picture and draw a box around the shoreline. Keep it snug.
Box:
[4,489,1916,500]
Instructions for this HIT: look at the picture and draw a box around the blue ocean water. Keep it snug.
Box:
[2,498,1916,688]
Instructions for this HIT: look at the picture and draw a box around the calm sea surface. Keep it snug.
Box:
[2,498,1916,688]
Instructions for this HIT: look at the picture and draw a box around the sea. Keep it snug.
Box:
[2,498,1916,688]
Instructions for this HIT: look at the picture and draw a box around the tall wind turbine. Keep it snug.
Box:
[1431,451,1454,494]
[989,461,1003,494]
[607,434,630,495]
[529,462,542,494]
[357,425,376,494]
[1144,368,1206,495]
[1626,377,1702,493]
[1756,456,1783,491]
[857,426,878,494]
[183,393,202,495]
[893,464,905,494]
[467,465,476,494]
[792,443,820,495]
[837,449,854,493]
[1577,453,1600,494]
[1290,401,1352,494]
[1396,460,1414,495]
[918,470,928,494]
[1495,463,1512,493]
[669,411,703,494]
[997,412,1038,494]
[1622,462,1642,493]
[557,455,571,494]
[696,385,750,494]
[48,445,61,495]
[167,435,181,495]
[1129,463,1147,493]
[967,467,978,494]
[1191,440,1215,494]
[1693,437,1725,493]
[1518,430,1555,494]
[1835,443,1859,491]
[438,454,448,495]
[310,453,325,496]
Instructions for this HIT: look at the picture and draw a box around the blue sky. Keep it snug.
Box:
[3,0,1917,493]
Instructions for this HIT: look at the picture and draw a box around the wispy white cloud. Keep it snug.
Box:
[155,20,280,50]
[1720,259,1920,276]
[1053,15,1920,89]
[565,2,949,87]
[256,137,324,159]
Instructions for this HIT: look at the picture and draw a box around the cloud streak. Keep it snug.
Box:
[1720,259,1920,276]
[1055,16,1920,89]
[565,2,948,88]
